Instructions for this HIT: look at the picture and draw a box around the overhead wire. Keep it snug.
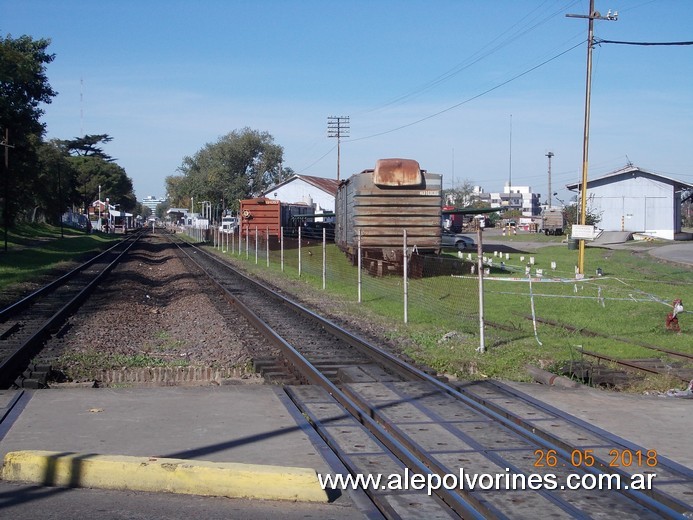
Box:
[349,40,585,143]
[362,0,582,114]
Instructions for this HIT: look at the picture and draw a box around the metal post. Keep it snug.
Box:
[280,226,284,272]
[546,152,554,209]
[357,229,362,303]
[322,227,326,290]
[476,218,485,353]
[403,229,408,324]
[266,226,270,267]
[298,226,302,277]
[255,226,258,264]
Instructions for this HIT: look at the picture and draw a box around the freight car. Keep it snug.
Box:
[335,158,443,274]
[239,198,312,239]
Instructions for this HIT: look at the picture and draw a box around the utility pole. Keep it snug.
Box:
[1,128,15,252]
[567,1,617,275]
[546,151,554,208]
[327,116,349,181]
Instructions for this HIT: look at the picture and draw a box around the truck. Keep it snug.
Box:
[541,208,565,235]
[219,216,238,234]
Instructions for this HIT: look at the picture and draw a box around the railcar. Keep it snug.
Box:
[335,158,442,274]
[239,198,312,239]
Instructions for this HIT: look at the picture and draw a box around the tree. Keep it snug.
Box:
[59,134,115,161]
[443,179,477,207]
[564,203,602,232]
[70,155,136,213]
[1,33,57,227]
[34,139,80,224]
[167,127,286,216]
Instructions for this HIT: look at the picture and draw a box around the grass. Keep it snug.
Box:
[0,223,120,286]
[4,224,690,392]
[209,231,692,392]
[56,351,190,380]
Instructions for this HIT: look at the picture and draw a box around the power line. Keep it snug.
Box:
[349,40,584,143]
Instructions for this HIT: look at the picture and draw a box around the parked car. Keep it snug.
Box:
[441,229,475,251]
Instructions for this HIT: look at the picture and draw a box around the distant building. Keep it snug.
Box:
[260,174,340,218]
[474,183,541,217]
[567,164,693,240]
[140,195,166,213]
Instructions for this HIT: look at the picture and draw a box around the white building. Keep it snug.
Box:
[260,175,340,218]
[566,164,693,240]
[140,195,166,213]
[474,183,541,216]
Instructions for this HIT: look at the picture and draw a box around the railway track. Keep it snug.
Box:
[526,316,693,384]
[169,236,692,519]
[0,233,142,388]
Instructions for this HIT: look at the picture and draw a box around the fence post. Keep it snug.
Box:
[322,227,326,289]
[403,229,408,324]
[357,229,362,304]
[476,222,486,353]
[280,227,284,272]
[266,226,270,267]
[298,226,302,277]
[255,226,258,264]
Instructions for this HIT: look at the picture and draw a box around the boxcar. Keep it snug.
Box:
[239,198,312,239]
[335,158,442,270]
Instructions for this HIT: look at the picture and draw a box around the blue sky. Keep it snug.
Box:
[3,0,692,204]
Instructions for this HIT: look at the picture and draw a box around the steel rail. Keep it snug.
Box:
[179,238,690,518]
[526,315,693,362]
[0,232,143,388]
[171,237,487,519]
[0,234,139,320]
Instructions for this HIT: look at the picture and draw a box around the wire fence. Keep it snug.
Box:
[181,225,691,353]
[184,225,480,331]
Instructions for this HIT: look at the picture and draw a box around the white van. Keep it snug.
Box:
[219,216,238,234]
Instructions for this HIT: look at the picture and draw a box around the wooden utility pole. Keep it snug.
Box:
[1,128,15,252]
[567,1,618,275]
[327,116,350,181]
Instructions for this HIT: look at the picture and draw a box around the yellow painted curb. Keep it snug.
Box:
[1,450,328,503]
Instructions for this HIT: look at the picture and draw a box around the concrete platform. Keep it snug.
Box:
[1,382,691,519]
[505,381,693,469]
[0,385,368,519]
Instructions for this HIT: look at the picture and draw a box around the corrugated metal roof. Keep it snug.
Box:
[567,164,693,190]
[262,175,340,197]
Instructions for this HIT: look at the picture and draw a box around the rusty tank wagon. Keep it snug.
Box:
[335,158,443,275]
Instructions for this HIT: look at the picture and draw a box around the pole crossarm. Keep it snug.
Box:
[327,116,350,181]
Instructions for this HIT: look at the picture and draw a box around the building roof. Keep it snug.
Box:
[262,175,340,197]
[566,164,693,191]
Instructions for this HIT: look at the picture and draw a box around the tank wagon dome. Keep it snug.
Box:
[372,158,424,187]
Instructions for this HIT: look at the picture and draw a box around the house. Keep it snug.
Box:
[566,165,693,240]
[260,174,340,219]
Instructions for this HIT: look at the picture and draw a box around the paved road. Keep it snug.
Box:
[479,228,693,268]
[647,242,693,267]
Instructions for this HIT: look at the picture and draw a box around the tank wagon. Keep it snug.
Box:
[335,158,443,273]
[239,198,312,239]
